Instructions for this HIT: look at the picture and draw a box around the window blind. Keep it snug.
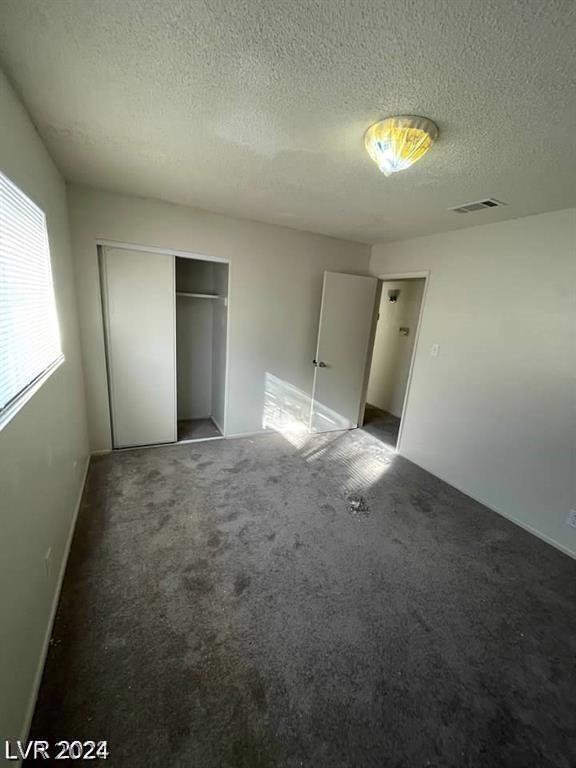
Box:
[0,171,63,416]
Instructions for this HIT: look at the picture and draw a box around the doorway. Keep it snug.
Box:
[362,277,426,449]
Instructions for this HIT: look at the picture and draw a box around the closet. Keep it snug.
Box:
[175,257,228,441]
[101,246,228,449]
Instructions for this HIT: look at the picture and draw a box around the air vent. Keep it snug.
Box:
[449,198,507,214]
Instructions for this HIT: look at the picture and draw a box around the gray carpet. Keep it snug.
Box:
[28,428,576,767]
[362,404,400,448]
[178,418,222,441]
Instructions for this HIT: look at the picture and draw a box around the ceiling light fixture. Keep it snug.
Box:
[364,115,438,176]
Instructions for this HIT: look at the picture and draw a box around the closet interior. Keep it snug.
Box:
[176,257,228,441]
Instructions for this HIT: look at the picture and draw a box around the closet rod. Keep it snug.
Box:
[176,291,220,299]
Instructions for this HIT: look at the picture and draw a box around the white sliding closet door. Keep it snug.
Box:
[102,247,176,448]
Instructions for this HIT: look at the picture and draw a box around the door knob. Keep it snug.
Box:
[318,361,327,368]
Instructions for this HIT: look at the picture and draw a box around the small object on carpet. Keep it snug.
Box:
[346,495,370,516]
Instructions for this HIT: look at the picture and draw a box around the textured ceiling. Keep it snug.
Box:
[0,0,575,243]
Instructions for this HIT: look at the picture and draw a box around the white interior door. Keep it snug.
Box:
[103,247,176,448]
[310,272,378,432]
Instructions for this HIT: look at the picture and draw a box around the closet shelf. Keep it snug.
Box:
[176,291,221,300]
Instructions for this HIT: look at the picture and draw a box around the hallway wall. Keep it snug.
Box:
[367,279,424,418]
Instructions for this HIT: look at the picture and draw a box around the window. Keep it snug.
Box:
[0,171,63,424]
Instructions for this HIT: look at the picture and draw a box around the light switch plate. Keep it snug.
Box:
[431,343,440,357]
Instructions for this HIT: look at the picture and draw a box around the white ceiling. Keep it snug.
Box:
[0,0,575,243]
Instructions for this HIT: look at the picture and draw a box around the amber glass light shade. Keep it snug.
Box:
[364,116,438,176]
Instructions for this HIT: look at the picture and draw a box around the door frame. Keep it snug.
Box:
[361,270,430,453]
[97,239,231,442]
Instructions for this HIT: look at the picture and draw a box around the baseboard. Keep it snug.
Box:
[176,435,223,445]
[224,428,270,440]
[91,429,271,449]
[397,450,576,561]
[20,455,91,745]
[493,512,576,561]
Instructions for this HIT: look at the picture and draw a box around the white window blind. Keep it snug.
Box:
[0,171,63,417]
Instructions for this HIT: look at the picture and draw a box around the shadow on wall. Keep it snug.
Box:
[261,372,395,491]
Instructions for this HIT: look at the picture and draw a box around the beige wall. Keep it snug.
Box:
[0,70,89,740]
[370,209,576,557]
[367,279,424,418]
[68,185,370,451]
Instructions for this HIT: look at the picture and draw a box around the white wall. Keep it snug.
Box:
[68,185,370,450]
[367,279,424,417]
[0,70,89,740]
[370,209,576,557]
[176,297,213,419]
